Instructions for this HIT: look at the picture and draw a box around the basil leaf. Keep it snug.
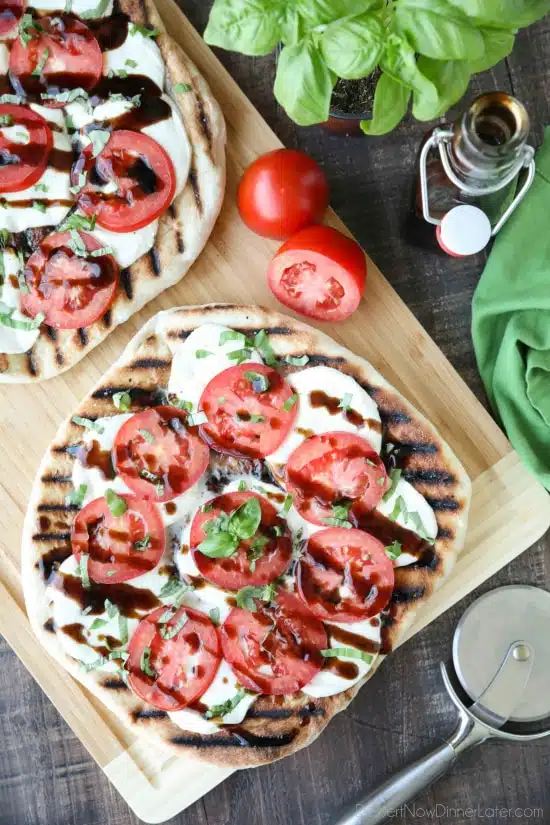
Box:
[140,647,156,678]
[139,469,165,497]
[413,57,470,120]
[394,0,484,61]
[321,13,384,80]
[284,354,309,366]
[205,689,247,719]
[361,72,410,136]
[81,656,107,671]
[323,501,353,528]
[283,394,298,412]
[159,576,194,604]
[381,33,439,116]
[0,309,44,331]
[112,391,131,411]
[65,483,88,507]
[129,22,159,37]
[32,47,49,76]
[228,496,262,540]
[89,617,107,631]
[321,647,373,664]
[297,0,382,25]
[105,488,127,517]
[274,37,334,127]
[447,0,549,29]
[209,607,221,626]
[195,349,213,359]
[385,540,402,561]
[244,370,270,392]
[204,0,283,57]
[382,468,402,502]
[78,553,91,589]
[104,599,118,619]
[235,583,276,612]
[80,0,110,18]
[219,329,248,346]
[197,531,239,558]
[159,611,188,640]
[281,494,293,515]
[133,533,151,551]
[227,347,253,365]
[60,212,96,232]
[173,82,191,93]
[409,510,431,541]
[469,26,515,73]
[138,428,154,444]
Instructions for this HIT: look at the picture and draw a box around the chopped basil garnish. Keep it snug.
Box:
[173,82,191,93]
[235,583,276,612]
[32,200,46,212]
[89,617,107,631]
[108,68,128,79]
[338,393,353,412]
[284,354,309,367]
[87,129,110,158]
[227,347,253,365]
[254,329,278,367]
[18,14,42,48]
[249,414,264,423]
[118,614,129,645]
[323,501,352,529]
[408,510,430,541]
[108,649,129,663]
[80,0,111,19]
[281,494,293,516]
[65,483,88,507]
[41,87,89,104]
[166,393,193,411]
[68,229,87,257]
[130,23,159,37]
[138,428,154,444]
[248,535,269,571]
[112,391,131,411]
[64,0,72,11]
[140,647,156,678]
[139,468,165,497]
[78,553,91,589]
[389,495,407,523]
[382,468,402,502]
[209,607,220,626]
[125,58,138,68]
[0,94,24,105]
[237,480,247,492]
[283,394,298,412]
[90,246,114,257]
[159,611,188,640]
[0,309,44,331]
[32,47,49,76]
[385,540,402,562]
[198,497,262,559]
[201,502,214,513]
[104,599,117,619]
[195,349,212,359]
[133,533,151,552]
[60,212,97,232]
[321,648,373,664]
[0,115,13,126]
[81,656,107,672]
[81,605,93,616]
[244,370,270,393]
[205,689,247,719]
[71,415,104,433]
[105,488,127,517]
[159,576,194,605]
[34,183,48,192]
[69,172,86,195]
[219,329,249,346]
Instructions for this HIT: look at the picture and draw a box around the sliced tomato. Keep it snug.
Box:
[0,104,52,193]
[71,495,165,584]
[74,130,176,233]
[190,491,292,590]
[237,149,329,240]
[0,0,26,37]
[126,606,221,711]
[199,363,298,459]
[221,590,326,695]
[267,225,366,322]
[112,406,209,503]
[20,231,119,329]
[9,15,102,102]
[286,431,389,526]
[297,527,394,623]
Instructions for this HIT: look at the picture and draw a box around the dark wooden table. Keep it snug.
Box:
[2,5,550,824]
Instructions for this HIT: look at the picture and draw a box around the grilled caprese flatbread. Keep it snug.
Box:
[0,0,225,382]
[22,305,471,768]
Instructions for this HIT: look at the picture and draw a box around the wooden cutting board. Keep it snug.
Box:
[1,1,549,822]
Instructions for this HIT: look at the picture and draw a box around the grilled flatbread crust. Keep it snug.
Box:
[0,0,226,383]
[22,305,471,768]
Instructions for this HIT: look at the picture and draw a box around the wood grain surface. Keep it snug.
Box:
[1,4,550,825]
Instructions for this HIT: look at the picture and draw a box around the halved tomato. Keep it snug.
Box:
[0,104,52,193]
[297,527,394,623]
[286,431,389,526]
[112,406,209,503]
[71,495,165,584]
[221,590,327,695]
[190,491,292,590]
[127,606,221,711]
[20,231,119,329]
[199,363,298,459]
[74,130,176,232]
[0,0,26,37]
[267,225,366,322]
[9,15,102,102]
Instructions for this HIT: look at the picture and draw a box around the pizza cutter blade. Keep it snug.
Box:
[333,586,550,825]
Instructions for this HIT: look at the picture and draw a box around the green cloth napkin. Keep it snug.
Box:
[472,126,550,492]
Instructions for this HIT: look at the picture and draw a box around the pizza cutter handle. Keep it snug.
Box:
[334,699,487,825]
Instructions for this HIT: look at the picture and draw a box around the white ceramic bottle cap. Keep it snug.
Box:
[436,204,492,257]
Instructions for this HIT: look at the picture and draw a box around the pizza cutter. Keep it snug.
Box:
[334,586,550,825]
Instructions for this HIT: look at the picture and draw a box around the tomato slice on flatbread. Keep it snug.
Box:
[190,490,293,590]
[112,406,209,503]
[74,130,176,232]
[0,0,26,37]
[9,15,102,102]
[297,527,394,623]
[286,431,389,526]
[127,606,221,711]
[0,104,52,193]
[199,363,299,459]
[20,231,119,329]
[71,495,165,584]
[221,590,327,695]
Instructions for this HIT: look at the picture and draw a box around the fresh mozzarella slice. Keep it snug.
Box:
[0,123,29,143]
[165,323,263,412]
[0,249,40,354]
[143,96,191,195]
[266,366,382,483]
[302,615,381,698]
[48,553,173,668]
[377,477,438,566]
[0,43,8,68]
[103,30,165,90]
[88,221,159,269]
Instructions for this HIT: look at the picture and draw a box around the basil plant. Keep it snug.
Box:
[204,0,550,135]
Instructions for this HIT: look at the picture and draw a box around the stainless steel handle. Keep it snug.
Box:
[335,741,457,825]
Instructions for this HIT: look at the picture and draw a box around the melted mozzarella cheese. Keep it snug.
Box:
[0,249,40,354]
[143,96,191,195]
[266,366,382,483]
[89,221,160,269]
[302,615,381,698]
[0,43,8,68]
[165,323,263,412]
[103,30,165,90]
[376,477,438,566]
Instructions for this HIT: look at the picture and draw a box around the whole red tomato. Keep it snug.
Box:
[267,225,366,322]
[237,148,329,240]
